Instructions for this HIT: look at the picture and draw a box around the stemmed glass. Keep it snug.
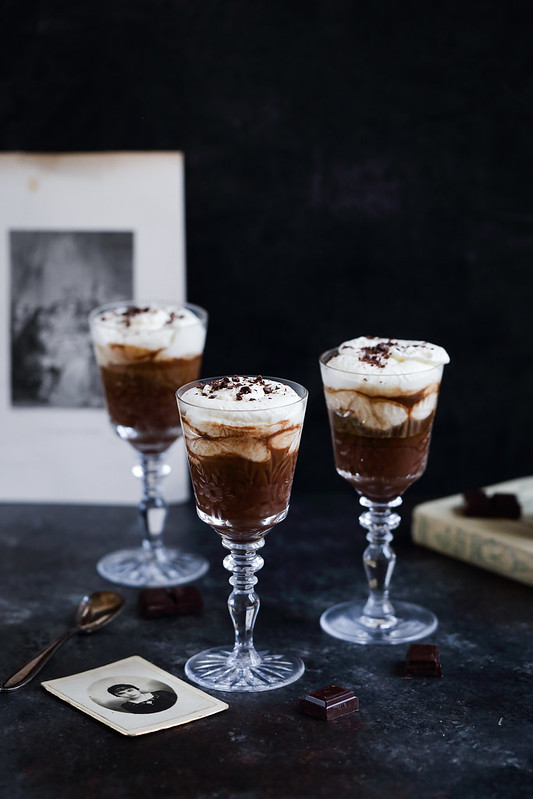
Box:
[89,300,209,588]
[319,346,447,644]
[177,375,307,692]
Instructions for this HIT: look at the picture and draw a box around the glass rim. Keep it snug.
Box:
[319,347,445,378]
[176,375,308,411]
[88,300,208,328]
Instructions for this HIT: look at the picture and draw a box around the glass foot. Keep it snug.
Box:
[320,599,438,645]
[184,646,305,692]
[96,547,209,588]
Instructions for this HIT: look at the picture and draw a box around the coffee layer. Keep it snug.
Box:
[187,446,299,539]
[99,352,202,454]
[328,408,435,501]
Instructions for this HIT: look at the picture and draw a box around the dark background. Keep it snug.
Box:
[1,0,532,499]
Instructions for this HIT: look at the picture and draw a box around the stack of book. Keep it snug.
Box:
[411,476,533,587]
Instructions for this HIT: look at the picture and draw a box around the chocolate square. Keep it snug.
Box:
[490,493,521,520]
[404,644,443,678]
[463,489,492,517]
[299,685,359,720]
[138,586,204,619]
[463,489,521,519]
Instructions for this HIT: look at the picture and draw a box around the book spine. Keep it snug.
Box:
[411,510,533,588]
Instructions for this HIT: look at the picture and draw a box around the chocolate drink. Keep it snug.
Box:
[326,397,436,502]
[320,337,449,503]
[98,351,202,454]
[90,302,207,455]
[178,376,307,541]
[185,431,300,537]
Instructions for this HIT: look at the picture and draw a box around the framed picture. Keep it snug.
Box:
[0,152,190,503]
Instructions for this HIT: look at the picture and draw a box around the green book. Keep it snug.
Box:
[411,477,533,587]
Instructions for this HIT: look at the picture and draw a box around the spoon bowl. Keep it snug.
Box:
[75,591,126,632]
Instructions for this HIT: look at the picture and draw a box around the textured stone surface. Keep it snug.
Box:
[0,493,531,798]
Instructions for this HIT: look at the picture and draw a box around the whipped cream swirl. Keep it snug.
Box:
[321,336,449,432]
[90,302,206,359]
[178,376,307,461]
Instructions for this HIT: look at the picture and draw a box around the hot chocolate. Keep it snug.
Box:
[321,337,449,502]
[318,336,450,646]
[90,303,206,454]
[177,375,307,540]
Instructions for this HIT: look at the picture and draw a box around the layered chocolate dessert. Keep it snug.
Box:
[177,375,307,540]
[320,337,450,502]
[90,302,207,454]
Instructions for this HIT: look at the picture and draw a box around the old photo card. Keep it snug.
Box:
[41,655,228,736]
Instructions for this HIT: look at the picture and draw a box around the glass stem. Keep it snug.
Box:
[358,496,402,627]
[134,453,171,558]
[222,538,265,668]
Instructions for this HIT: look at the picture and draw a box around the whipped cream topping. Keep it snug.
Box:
[328,336,449,373]
[321,336,449,431]
[90,302,206,360]
[178,376,307,461]
[181,376,301,410]
[322,336,449,395]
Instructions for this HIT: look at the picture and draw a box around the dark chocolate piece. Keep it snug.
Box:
[404,644,443,678]
[463,489,492,517]
[138,586,204,619]
[463,489,521,519]
[490,493,521,520]
[299,685,359,720]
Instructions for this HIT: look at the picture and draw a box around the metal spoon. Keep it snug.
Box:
[0,591,125,692]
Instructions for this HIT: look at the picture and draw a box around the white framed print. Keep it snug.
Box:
[0,151,190,504]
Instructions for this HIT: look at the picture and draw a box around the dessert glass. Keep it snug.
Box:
[89,300,209,587]
[319,346,447,644]
[177,376,307,692]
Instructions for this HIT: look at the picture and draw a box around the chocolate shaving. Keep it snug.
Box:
[105,305,183,328]
[200,375,284,400]
[359,340,395,368]
[119,306,151,327]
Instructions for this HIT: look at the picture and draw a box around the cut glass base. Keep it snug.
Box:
[320,599,438,645]
[184,646,305,692]
[96,547,209,588]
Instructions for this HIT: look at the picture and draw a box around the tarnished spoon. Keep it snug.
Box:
[1,591,125,692]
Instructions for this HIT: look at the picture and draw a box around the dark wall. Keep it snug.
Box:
[2,1,532,498]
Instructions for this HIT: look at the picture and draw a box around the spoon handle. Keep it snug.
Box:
[1,628,78,692]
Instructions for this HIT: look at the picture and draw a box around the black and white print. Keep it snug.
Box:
[10,230,133,408]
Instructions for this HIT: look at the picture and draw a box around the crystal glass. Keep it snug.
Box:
[177,376,307,692]
[319,348,446,644]
[89,300,209,587]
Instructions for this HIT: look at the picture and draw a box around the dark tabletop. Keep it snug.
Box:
[1,491,532,799]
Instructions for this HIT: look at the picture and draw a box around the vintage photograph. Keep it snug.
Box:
[10,229,133,409]
[41,656,228,736]
[89,677,178,714]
